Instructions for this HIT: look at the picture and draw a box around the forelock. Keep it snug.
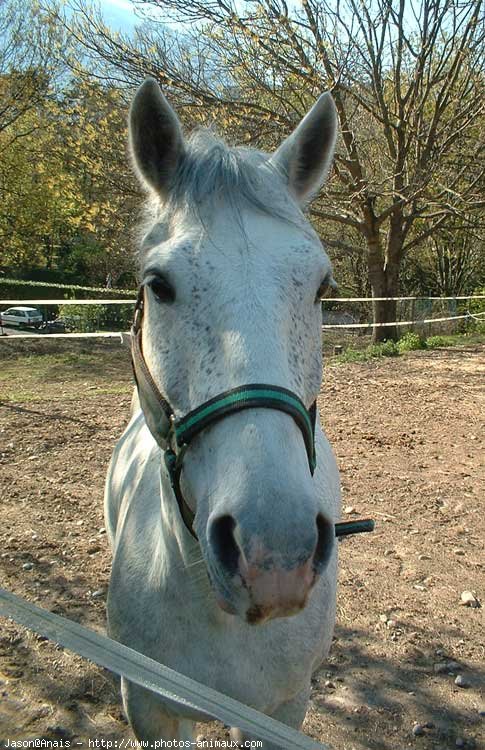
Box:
[136,128,306,266]
[170,129,293,218]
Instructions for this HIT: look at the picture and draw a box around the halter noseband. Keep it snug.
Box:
[130,286,318,540]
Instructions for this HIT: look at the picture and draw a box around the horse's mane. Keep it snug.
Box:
[170,129,287,217]
[137,129,303,258]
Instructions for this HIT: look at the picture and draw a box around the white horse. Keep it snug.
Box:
[105,78,341,747]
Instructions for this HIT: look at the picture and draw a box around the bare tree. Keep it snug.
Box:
[404,224,485,296]
[59,0,485,338]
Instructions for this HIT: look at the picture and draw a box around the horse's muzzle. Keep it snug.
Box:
[208,512,334,623]
[242,558,317,624]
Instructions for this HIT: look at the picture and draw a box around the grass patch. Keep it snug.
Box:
[1,331,484,402]
[422,331,485,349]
[368,340,400,357]
[426,335,457,349]
[0,347,132,403]
[332,348,368,364]
[331,330,485,365]
[332,339,399,364]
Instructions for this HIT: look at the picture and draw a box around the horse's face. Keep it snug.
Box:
[130,79,338,624]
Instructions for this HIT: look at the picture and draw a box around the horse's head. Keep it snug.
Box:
[129,79,339,624]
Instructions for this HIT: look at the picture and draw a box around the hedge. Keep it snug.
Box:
[0,277,136,301]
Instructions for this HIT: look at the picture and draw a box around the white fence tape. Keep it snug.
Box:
[1,273,470,299]
[321,312,485,329]
[328,295,485,302]
[0,588,329,750]
[1,295,485,305]
[0,299,135,305]
[0,331,127,339]
[1,312,484,339]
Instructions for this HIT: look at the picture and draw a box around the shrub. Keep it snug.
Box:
[397,331,426,352]
[367,340,399,358]
[58,303,133,332]
[467,288,485,333]
[58,304,106,332]
[334,340,399,363]
[334,348,367,363]
[426,335,453,349]
[0,276,135,300]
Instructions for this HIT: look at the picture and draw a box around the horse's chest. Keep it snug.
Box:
[116,570,330,713]
[157,610,315,711]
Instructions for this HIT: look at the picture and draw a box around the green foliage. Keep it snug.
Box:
[426,335,454,348]
[466,288,485,333]
[332,330,485,365]
[57,303,133,333]
[0,33,138,286]
[0,277,135,300]
[333,348,368,364]
[333,340,399,363]
[57,304,105,332]
[424,331,485,348]
[397,332,427,352]
[367,340,399,358]
[103,304,134,332]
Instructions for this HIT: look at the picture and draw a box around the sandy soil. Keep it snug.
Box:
[0,342,483,750]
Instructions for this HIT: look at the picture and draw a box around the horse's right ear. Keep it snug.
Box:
[129,78,185,198]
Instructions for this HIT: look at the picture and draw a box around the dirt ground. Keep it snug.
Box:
[0,340,483,750]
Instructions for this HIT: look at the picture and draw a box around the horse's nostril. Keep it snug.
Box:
[209,515,240,576]
[313,514,335,573]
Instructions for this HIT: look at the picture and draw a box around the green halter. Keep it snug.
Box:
[172,384,317,473]
[130,287,317,540]
[130,286,375,544]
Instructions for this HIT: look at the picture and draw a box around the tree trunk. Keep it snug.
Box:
[368,242,400,342]
[369,268,399,342]
[367,212,404,342]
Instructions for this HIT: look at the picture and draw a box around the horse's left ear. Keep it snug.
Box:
[270,93,338,205]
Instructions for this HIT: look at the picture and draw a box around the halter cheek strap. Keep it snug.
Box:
[130,286,317,540]
[131,290,173,449]
[131,286,375,544]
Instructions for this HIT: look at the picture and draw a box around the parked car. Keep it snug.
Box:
[0,306,44,328]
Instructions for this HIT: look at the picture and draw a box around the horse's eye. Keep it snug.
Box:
[316,276,336,301]
[147,275,175,303]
